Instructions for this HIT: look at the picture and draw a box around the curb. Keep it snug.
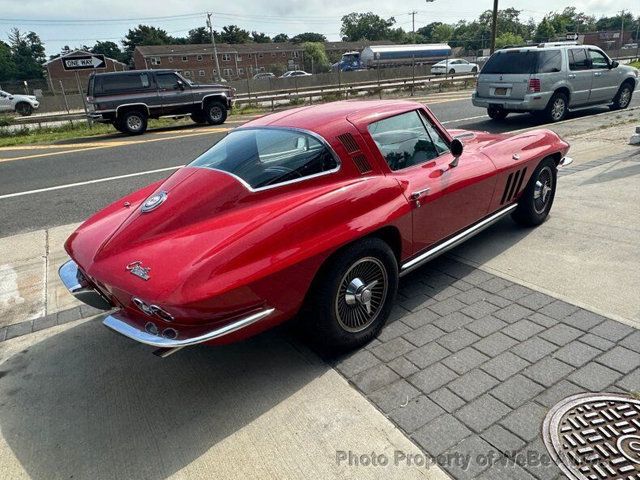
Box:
[0,304,110,343]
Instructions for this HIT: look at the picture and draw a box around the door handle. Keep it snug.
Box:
[593,72,602,77]
[568,74,576,79]
[410,188,430,201]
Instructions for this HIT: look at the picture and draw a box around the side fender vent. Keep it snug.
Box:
[337,133,360,153]
[501,167,528,204]
[352,153,372,174]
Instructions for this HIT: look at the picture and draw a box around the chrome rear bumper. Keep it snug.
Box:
[58,260,113,310]
[103,308,275,357]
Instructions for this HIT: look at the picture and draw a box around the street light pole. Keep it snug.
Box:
[207,13,222,82]
[490,0,499,54]
[411,11,418,43]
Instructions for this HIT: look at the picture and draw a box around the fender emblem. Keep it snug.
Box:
[126,261,151,281]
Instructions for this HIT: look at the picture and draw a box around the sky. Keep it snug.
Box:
[0,0,635,56]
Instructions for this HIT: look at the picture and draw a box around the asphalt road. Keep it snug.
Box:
[1,92,638,237]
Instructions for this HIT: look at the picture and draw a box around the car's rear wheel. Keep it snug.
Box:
[15,102,33,116]
[306,238,398,351]
[545,92,568,122]
[190,111,208,124]
[610,82,633,110]
[449,68,456,75]
[119,110,147,135]
[204,100,227,125]
[512,157,557,227]
[487,105,508,121]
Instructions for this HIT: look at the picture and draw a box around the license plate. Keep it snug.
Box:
[494,88,508,96]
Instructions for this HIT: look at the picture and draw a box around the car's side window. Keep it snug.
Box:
[156,73,180,90]
[368,111,445,171]
[588,50,609,69]
[569,49,590,71]
[537,50,562,73]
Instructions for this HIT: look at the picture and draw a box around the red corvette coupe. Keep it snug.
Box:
[59,100,572,357]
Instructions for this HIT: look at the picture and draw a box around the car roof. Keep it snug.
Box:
[242,100,425,137]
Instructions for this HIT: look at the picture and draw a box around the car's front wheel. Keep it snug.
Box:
[15,102,33,116]
[306,238,398,351]
[610,82,633,110]
[204,100,227,125]
[512,157,557,227]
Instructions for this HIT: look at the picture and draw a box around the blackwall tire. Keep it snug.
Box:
[487,105,508,121]
[610,83,633,111]
[204,101,227,125]
[15,103,33,116]
[120,110,147,135]
[306,238,398,352]
[512,157,557,227]
[545,92,568,123]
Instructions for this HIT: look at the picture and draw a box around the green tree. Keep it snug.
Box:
[122,25,172,62]
[273,33,289,43]
[495,32,524,49]
[8,29,45,79]
[547,7,595,34]
[91,41,124,62]
[340,12,396,41]
[291,32,327,43]
[302,42,330,73]
[417,22,443,42]
[535,17,556,43]
[186,27,210,44]
[251,31,272,43]
[432,24,454,42]
[0,41,17,82]
[219,25,251,44]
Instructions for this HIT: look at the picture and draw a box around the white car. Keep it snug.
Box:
[431,59,479,75]
[0,89,39,116]
[281,70,312,78]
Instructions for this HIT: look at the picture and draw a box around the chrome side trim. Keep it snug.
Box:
[400,204,518,277]
[58,260,113,310]
[115,103,151,117]
[559,156,573,167]
[103,307,275,349]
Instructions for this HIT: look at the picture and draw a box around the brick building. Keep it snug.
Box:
[44,50,127,93]
[580,30,634,50]
[133,41,392,81]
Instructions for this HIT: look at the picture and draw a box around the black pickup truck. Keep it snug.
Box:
[87,69,235,135]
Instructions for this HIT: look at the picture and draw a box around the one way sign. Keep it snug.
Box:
[62,54,106,71]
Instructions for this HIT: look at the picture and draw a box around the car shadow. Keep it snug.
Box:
[458,106,613,134]
[0,320,326,480]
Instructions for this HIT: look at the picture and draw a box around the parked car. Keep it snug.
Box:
[621,43,638,50]
[253,72,275,80]
[0,89,39,116]
[87,69,235,135]
[59,99,571,357]
[472,43,639,122]
[431,59,479,75]
[281,70,312,78]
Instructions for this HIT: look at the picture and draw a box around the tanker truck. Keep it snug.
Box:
[332,44,452,71]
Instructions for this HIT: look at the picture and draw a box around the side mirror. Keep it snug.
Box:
[449,138,464,167]
[176,80,185,90]
[610,60,619,69]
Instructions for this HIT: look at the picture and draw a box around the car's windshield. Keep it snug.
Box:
[189,128,338,189]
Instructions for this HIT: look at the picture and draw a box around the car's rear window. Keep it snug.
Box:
[189,128,338,190]
[482,50,560,74]
[95,73,151,94]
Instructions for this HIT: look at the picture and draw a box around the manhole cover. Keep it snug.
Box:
[543,393,640,480]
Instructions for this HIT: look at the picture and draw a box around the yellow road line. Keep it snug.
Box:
[0,127,230,163]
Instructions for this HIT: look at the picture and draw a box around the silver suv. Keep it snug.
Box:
[472,43,639,122]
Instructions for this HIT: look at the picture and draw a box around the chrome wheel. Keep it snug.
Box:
[533,166,553,214]
[619,86,632,108]
[209,105,223,122]
[551,98,565,121]
[126,115,143,132]
[335,257,388,333]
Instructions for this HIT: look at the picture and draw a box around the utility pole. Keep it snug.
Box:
[207,13,222,82]
[411,11,418,43]
[490,0,499,54]
[620,10,625,49]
